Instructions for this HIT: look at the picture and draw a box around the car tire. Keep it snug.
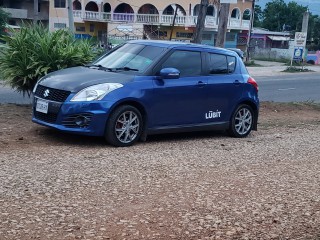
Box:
[105,105,143,147]
[229,104,254,138]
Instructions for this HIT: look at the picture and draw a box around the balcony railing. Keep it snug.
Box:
[73,11,250,30]
[3,8,28,19]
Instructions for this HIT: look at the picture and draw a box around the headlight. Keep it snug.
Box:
[70,83,123,102]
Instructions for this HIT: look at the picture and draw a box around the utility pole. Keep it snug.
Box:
[245,0,255,62]
[215,3,230,48]
[301,11,309,67]
[192,0,209,44]
[67,0,74,33]
[33,0,39,24]
[301,11,309,33]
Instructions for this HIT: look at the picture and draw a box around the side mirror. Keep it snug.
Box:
[158,68,180,79]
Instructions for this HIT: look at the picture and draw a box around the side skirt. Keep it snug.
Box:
[147,121,229,135]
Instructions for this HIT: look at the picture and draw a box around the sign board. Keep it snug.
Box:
[220,0,238,3]
[294,32,307,47]
[293,46,304,61]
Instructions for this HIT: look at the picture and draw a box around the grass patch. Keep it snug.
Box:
[284,61,315,67]
[282,66,314,73]
[252,57,289,63]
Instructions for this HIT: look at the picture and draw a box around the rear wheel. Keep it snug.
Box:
[229,104,253,138]
[105,105,143,147]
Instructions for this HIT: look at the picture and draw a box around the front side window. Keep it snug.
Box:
[162,50,202,77]
[208,53,228,74]
[54,0,66,8]
[95,43,166,73]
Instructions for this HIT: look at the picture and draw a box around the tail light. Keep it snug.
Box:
[248,77,258,92]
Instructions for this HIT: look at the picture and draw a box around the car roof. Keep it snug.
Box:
[128,40,238,57]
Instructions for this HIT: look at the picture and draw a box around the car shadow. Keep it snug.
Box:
[37,128,107,147]
[146,130,228,143]
[36,127,228,147]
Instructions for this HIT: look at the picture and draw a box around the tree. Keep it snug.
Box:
[261,0,308,32]
[253,5,263,28]
[307,15,320,50]
[0,7,10,37]
[262,0,288,31]
[192,0,209,43]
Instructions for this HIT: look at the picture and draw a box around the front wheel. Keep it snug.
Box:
[229,104,254,138]
[105,105,143,147]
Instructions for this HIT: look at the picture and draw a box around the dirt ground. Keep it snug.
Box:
[1,102,320,240]
[1,102,320,149]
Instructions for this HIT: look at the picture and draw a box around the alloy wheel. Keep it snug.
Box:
[234,107,252,136]
[115,111,140,144]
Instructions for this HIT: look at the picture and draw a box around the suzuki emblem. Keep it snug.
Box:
[43,89,50,98]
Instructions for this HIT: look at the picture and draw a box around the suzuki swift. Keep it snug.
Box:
[32,40,259,147]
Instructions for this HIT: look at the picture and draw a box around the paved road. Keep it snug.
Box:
[1,72,320,104]
[256,73,320,103]
[0,84,32,104]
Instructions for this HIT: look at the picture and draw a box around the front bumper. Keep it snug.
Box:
[32,97,114,136]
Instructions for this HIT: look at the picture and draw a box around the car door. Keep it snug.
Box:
[205,52,244,123]
[149,49,208,128]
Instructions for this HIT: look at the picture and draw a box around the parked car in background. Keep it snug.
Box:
[32,40,259,147]
[306,50,320,65]
[227,48,245,60]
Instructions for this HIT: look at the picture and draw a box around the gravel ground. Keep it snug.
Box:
[1,103,320,240]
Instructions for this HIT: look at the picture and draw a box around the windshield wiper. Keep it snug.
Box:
[114,67,139,72]
[85,64,114,72]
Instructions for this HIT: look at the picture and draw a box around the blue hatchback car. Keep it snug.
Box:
[32,40,259,147]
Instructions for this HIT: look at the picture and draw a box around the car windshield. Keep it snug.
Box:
[93,43,167,73]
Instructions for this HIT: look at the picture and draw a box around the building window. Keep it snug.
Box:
[202,34,212,41]
[9,20,16,25]
[54,0,66,8]
[76,26,85,32]
[226,33,236,42]
[176,32,193,38]
[54,23,67,29]
[90,24,95,32]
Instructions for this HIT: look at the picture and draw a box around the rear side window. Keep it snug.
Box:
[208,53,228,74]
[227,56,236,73]
[162,50,202,77]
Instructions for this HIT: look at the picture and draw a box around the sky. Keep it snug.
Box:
[256,0,320,16]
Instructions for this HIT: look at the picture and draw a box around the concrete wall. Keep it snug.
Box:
[252,41,295,60]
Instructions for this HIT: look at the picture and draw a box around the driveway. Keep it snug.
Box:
[1,103,320,239]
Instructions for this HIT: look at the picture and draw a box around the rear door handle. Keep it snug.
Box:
[197,81,207,87]
[233,80,241,85]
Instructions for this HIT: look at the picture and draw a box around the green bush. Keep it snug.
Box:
[0,24,101,96]
[282,66,313,73]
